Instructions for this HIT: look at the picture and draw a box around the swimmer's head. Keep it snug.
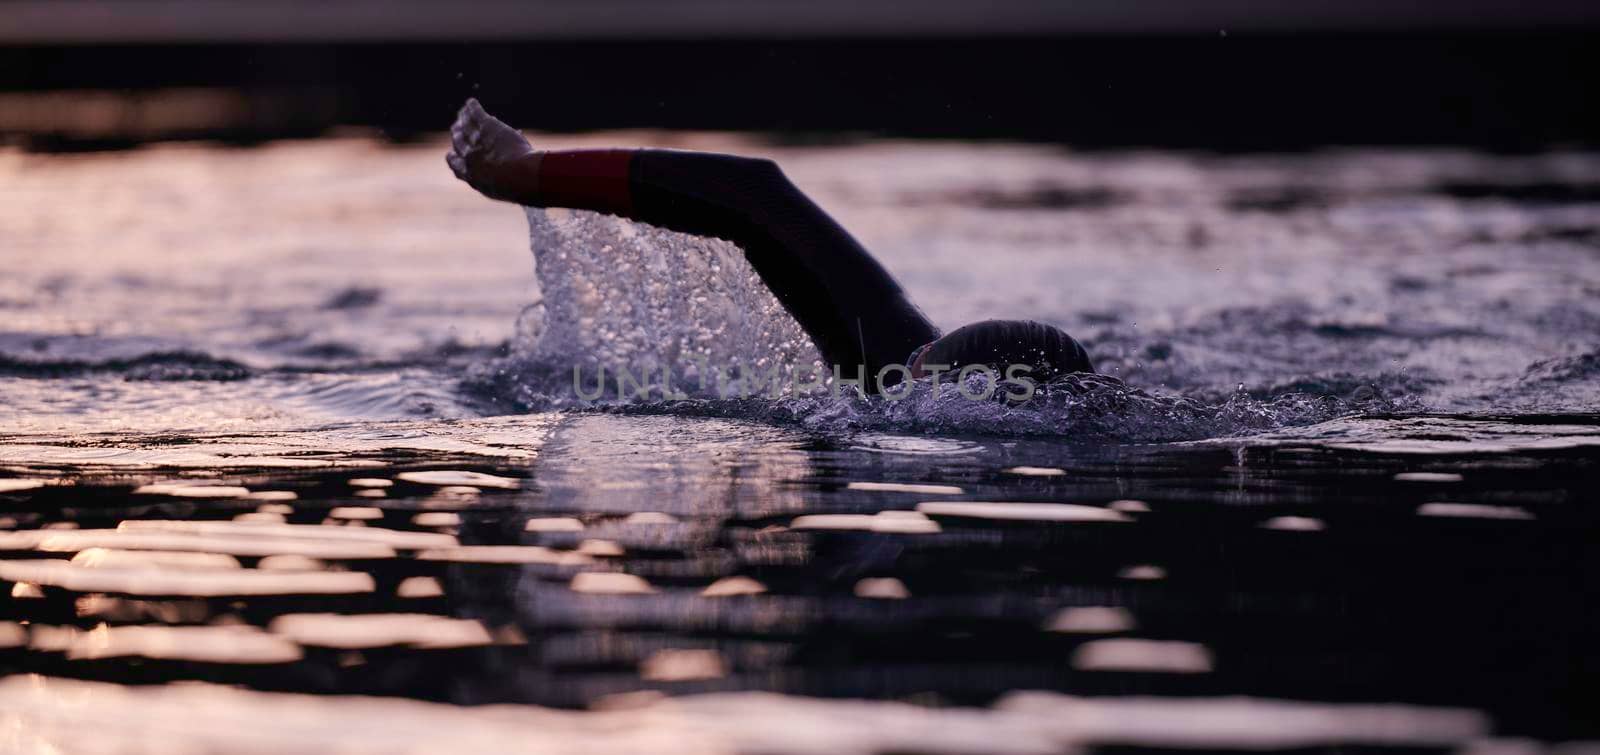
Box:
[908,319,1093,382]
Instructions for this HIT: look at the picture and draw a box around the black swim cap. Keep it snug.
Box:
[912,319,1093,381]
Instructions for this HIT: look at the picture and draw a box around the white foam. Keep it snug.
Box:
[117,519,455,550]
[790,511,941,534]
[257,555,325,571]
[396,470,520,489]
[397,576,445,598]
[1044,607,1136,634]
[640,649,727,681]
[1118,564,1167,581]
[701,576,768,597]
[1072,639,1214,673]
[247,490,299,502]
[33,624,302,664]
[1394,472,1465,483]
[0,560,373,597]
[998,690,1490,749]
[1261,516,1326,531]
[1418,502,1535,520]
[847,482,964,495]
[69,548,241,570]
[0,479,48,493]
[412,512,461,527]
[525,517,585,532]
[0,529,398,559]
[269,613,493,650]
[0,674,1497,753]
[622,512,679,524]
[0,621,27,648]
[577,540,626,557]
[1004,466,1067,477]
[854,577,911,599]
[571,572,655,595]
[916,501,1130,523]
[133,484,251,498]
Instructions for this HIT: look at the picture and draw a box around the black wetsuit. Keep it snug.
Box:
[528,149,940,384]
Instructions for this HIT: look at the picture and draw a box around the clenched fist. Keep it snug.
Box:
[446,98,537,202]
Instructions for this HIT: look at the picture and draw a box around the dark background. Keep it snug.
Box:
[2,1,1598,150]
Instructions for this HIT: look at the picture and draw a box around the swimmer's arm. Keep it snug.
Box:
[447,100,938,377]
[506,148,938,376]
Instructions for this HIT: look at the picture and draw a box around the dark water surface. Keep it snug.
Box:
[3,411,1598,749]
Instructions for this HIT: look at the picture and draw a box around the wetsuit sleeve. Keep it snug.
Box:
[525,149,940,383]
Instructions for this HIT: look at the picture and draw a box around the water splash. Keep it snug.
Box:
[528,207,821,384]
[466,209,1396,441]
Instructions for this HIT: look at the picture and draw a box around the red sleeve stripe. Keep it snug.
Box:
[536,149,635,216]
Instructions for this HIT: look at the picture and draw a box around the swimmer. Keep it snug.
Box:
[447,99,1092,392]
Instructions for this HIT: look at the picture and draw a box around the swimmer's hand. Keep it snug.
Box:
[447,98,538,203]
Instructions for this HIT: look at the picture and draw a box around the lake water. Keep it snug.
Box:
[1,136,1598,751]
